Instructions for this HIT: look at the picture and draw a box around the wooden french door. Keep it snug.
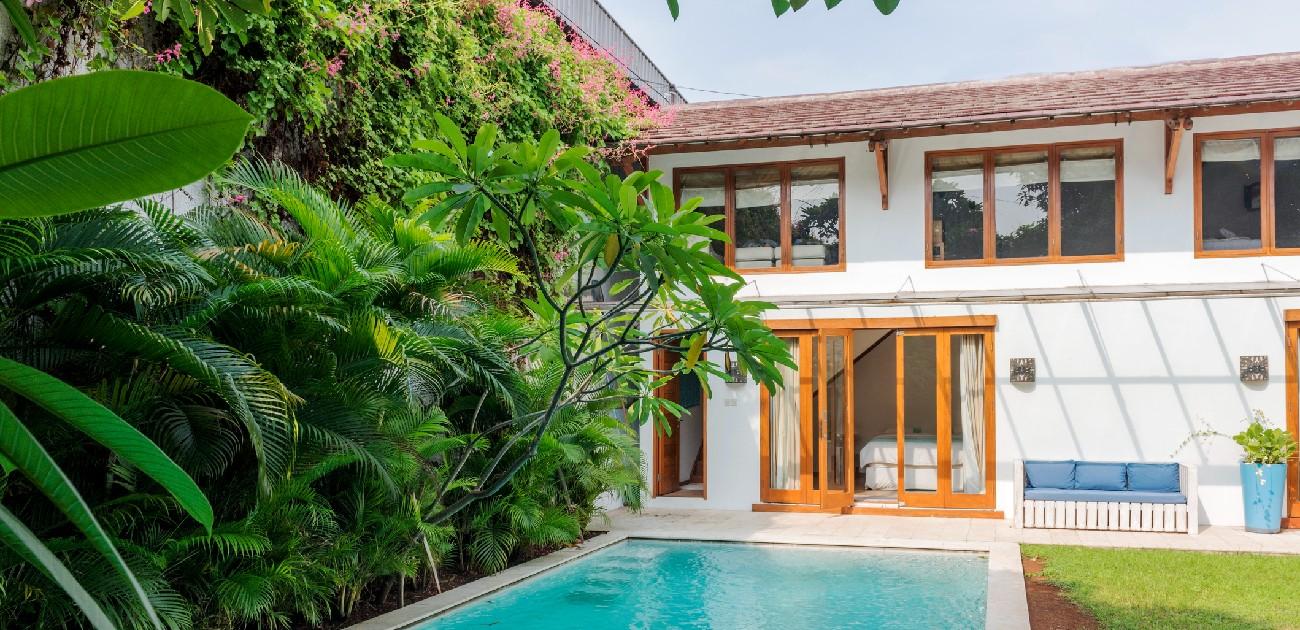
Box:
[896,328,995,509]
[1285,317,1300,526]
[652,349,682,497]
[760,331,854,508]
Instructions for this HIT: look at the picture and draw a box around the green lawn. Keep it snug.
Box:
[1023,545,1300,629]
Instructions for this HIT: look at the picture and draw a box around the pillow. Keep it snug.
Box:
[1024,460,1075,489]
[1074,462,1127,491]
[1127,463,1181,493]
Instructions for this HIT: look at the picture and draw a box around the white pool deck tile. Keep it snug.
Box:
[350,508,1300,630]
[600,507,1300,554]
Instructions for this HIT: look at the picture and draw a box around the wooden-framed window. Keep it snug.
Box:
[1195,128,1300,257]
[925,140,1124,267]
[674,158,846,273]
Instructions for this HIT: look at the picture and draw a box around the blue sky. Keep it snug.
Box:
[600,1,1300,102]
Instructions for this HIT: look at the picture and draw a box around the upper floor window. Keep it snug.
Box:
[675,159,844,272]
[927,141,1122,266]
[1196,129,1300,256]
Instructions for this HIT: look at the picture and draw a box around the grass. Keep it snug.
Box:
[1022,545,1300,630]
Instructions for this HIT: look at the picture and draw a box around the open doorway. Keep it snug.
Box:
[652,349,706,498]
[852,329,898,504]
[850,328,995,508]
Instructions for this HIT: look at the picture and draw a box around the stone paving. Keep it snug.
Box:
[595,507,1300,554]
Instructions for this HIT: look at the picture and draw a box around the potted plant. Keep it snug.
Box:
[1234,413,1298,533]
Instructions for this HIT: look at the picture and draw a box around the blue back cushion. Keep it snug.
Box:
[1074,462,1127,490]
[1127,463,1181,492]
[1024,460,1074,489]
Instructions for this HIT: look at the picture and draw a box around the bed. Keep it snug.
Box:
[858,434,964,492]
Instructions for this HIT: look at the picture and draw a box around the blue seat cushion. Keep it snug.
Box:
[1024,460,1075,489]
[1127,463,1180,493]
[1024,488,1186,504]
[1074,462,1127,490]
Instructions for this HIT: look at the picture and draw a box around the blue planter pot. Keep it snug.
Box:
[1240,462,1288,534]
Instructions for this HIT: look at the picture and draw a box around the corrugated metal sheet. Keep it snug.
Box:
[542,0,684,106]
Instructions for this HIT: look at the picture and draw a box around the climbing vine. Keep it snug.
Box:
[2,0,673,198]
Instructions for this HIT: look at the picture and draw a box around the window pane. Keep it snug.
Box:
[825,335,847,492]
[1275,137,1300,249]
[1060,146,1118,257]
[811,336,819,492]
[1201,138,1262,252]
[993,151,1049,259]
[678,170,727,263]
[790,164,840,267]
[930,154,985,261]
[734,168,782,269]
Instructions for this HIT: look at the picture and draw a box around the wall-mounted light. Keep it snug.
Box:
[1240,355,1268,382]
[723,352,747,384]
[1010,358,1036,383]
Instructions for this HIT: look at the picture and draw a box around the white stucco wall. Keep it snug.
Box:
[641,296,1297,525]
[650,110,1300,298]
[639,109,1300,526]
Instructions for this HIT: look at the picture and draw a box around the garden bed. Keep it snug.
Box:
[313,531,605,629]
[1021,555,1099,629]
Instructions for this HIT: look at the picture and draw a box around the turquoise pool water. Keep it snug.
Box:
[419,540,987,629]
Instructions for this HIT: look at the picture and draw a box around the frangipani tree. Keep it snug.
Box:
[388,116,795,522]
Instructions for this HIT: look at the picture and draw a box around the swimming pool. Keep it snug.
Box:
[417,539,987,629]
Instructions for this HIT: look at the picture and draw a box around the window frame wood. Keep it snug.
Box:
[1193,127,1300,258]
[924,139,1125,268]
[673,157,847,274]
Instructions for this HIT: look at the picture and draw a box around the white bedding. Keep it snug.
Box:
[858,435,963,491]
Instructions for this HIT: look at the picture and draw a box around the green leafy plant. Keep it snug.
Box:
[388,116,794,523]
[0,71,252,218]
[2,0,269,54]
[132,0,272,53]
[1234,412,1298,465]
[0,0,37,49]
[0,70,252,629]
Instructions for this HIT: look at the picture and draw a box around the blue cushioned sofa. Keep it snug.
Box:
[1014,460,1198,535]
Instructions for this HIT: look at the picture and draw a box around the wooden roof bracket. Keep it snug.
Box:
[869,137,889,210]
[1165,113,1194,194]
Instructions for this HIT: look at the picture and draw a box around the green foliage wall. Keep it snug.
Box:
[3,0,671,198]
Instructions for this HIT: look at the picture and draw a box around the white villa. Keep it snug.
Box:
[632,52,1300,528]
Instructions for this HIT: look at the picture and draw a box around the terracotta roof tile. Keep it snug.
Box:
[641,52,1300,147]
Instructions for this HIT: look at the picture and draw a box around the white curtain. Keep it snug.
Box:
[959,336,986,494]
[771,339,800,490]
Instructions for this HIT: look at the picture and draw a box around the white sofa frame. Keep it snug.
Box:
[1013,460,1198,536]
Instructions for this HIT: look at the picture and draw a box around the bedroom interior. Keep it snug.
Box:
[850,328,989,507]
[852,328,905,504]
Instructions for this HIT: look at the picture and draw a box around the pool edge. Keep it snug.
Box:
[346,532,631,630]
[346,533,1029,630]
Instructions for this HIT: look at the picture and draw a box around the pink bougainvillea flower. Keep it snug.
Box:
[326,53,345,77]
[155,42,182,64]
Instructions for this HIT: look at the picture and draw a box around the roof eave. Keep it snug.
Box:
[640,97,1300,156]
